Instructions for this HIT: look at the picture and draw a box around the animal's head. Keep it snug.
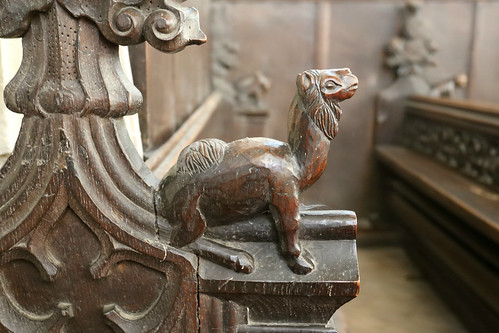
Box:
[296,68,358,139]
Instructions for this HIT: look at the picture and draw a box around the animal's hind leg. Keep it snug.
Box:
[170,195,254,273]
[269,183,315,275]
[170,195,207,248]
[188,238,254,274]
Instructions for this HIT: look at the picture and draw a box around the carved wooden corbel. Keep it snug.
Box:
[0,1,359,332]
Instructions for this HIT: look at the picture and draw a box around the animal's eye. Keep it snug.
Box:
[325,80,340,89]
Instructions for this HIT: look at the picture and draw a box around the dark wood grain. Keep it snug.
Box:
[205,210,357,242]
[199,239,359,329]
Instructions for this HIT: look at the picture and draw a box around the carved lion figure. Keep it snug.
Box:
[158,68,358,275]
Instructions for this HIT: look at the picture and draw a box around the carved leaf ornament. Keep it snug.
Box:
[0,0,205,331]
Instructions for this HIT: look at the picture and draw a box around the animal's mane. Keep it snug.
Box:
[302,70,341,140]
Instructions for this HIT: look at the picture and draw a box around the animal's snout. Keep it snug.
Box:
[340,73,358,100]
[346,74,359,92]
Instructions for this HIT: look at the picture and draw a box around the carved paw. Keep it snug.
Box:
[230,252,254,274]
[287,252,315,275]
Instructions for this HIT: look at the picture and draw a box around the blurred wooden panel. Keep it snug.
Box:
[221,1,317,142]
[145,48,177,150]
[469,2,499,104]
[417,2,475,97]
[130,0,495,222]
[130,0,212,152]
[315,2,332,69]
[173,0,213,127]
[299,2,401,216]
[302,2,475,217]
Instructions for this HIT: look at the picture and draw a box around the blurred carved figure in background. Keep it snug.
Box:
[376,0,468,145]
[385,0,438,77]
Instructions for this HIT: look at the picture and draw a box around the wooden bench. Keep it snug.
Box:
[377,96,499,332]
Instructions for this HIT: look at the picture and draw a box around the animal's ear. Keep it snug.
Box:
[299,72,314,90]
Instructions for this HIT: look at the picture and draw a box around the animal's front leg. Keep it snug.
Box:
[269,185,315,275]
[170,195,254,273]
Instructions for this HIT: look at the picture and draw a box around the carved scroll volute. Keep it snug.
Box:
[59,0,207,51]
[0,1,206,48]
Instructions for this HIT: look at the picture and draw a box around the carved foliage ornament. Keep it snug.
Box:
[403,116,499,192]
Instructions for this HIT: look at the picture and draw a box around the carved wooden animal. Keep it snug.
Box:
[158,68,358,274]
